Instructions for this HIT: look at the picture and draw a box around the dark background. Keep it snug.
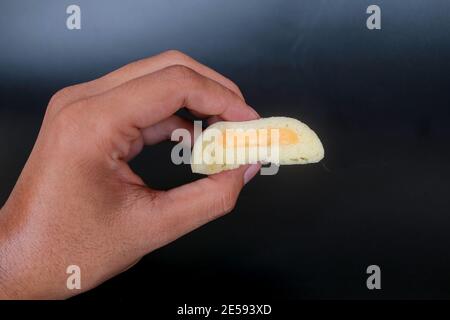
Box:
[1,0,450,300]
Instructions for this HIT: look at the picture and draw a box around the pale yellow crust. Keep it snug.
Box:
[191,117,324,175]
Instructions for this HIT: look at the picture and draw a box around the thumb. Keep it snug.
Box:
[134,163,261,250]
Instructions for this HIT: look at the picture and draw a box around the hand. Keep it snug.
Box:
[0,50,261,299]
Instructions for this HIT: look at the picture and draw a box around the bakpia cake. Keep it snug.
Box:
[191,117,324,175]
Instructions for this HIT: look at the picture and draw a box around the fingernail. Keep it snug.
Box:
[244,163,261,185]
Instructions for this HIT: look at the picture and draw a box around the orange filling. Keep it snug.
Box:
[220,128,299,147]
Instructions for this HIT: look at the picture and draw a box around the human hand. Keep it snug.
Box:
[0,50,261,299]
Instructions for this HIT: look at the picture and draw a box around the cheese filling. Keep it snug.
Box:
[219,127,299,148]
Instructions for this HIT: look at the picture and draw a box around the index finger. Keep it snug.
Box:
[88,64,259,130]
[48,50,247,113]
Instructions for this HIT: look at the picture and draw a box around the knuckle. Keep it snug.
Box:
[162,49,191,64]
[166,64,194,76]
[50,99,115,156]
[48,87,73,110]
[46,102,85,149]
[47,83,89,114]
[51,100,85,132]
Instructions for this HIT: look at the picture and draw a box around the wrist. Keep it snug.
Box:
[0,207,34,299]
[0,273,10,299]
[0,278,14,299]
[0,210,16,299]
[0,206,73,300]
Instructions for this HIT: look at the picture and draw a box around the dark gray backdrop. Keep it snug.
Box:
[1,0,450,300]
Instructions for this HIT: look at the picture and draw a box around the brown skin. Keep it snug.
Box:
[0,50,261,299]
